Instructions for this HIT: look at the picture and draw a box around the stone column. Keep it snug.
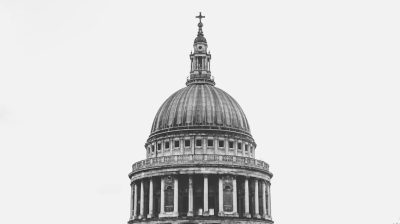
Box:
[130,183,134,219]
[262,181,267,219]
[161,140,164,156]
[191,136,195,154]
[234,140,238,156]
[173,176,179,216]
[160,177,165,215]
[214,138,218,154]
[233,176,238,216]
[244,178,251,218]
[139,180,145,219]
[254,179,261,218]
[203,137,207,153]
[133,183,138,219]
[203,175,209,216]
[218,176,223,216]
[187,175,194,216]
[147,178,154,218]
[225,138,228,154]
[180,138,184,154]
[267,182,272,218]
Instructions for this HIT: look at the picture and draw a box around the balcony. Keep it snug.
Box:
[131,154,269,174]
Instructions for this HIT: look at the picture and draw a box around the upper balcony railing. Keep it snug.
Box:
[131,154,269,174]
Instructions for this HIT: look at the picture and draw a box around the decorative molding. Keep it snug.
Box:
[131,154,269,174]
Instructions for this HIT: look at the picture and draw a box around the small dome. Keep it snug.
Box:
[150,84,251,137]
[194,35,207,43]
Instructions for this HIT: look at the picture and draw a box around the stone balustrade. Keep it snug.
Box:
[131,154,269,173]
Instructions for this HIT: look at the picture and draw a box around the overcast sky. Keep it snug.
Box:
[1,1,400,224]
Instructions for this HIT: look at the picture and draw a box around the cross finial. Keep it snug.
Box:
[196,12,205,23]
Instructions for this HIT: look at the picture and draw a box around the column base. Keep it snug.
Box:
[255,213,261,219]
[219,212,239,217]
[187,211,194,217]
[159,212,179,218]
[244,213,251,218]
[203,211,209,216]
[263,214,272,220]
[138,215,144,219]
[147,213,153,218]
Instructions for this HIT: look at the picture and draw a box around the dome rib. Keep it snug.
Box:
[150,84,252,137]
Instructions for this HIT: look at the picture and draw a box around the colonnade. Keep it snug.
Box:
[130,174,271,220]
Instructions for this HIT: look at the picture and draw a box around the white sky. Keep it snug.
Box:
[1,1,400,224]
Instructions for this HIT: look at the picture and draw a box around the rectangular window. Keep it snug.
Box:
[165,141,170,149]
[157,143,161,151]
[219,140,224,148]
[151,145,155,152]
[196,139,202,147]
[238,142,242,150]
[229,141,234,149]
[185,139,190,147]
[208,139,214,147]
[245,144,248,151]
[174,140,180,148]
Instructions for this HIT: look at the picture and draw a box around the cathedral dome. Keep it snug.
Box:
[150,84,251,137]
[128,14,273,224]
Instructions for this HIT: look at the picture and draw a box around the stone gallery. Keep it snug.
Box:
[128,13,273,224]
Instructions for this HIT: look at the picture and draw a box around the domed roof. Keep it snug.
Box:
[194,20,207,43]
[194,35,207,43]
[150,84,251,137]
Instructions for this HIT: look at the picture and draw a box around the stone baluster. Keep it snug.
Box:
[218,176,223,216]
[262,181,267,219]
[203,175,209,216]
[139,180,145,219]
[173,176,179,216]
[187,175,194,216]
[254,179,261,218]
[244,178,251,218]
[147,178,154,218]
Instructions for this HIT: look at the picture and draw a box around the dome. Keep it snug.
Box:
[194,34,207,43]
[150,84,251,137]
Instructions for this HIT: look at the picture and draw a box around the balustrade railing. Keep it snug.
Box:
[131,154,269,173]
